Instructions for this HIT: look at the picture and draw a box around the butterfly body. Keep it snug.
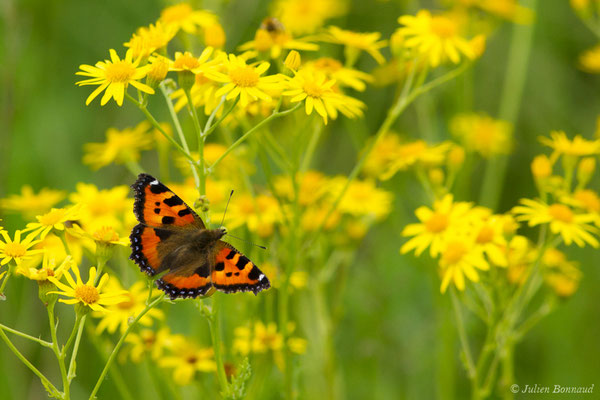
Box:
[129,174,270,300]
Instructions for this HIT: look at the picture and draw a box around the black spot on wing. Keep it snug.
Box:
[163,196,184,207]
[226,272,232,277]
[162,216,175,224]
[236,256,250,270]
[155,202,160,206]
[150,182,169,194]
[153,228,172,241]
[215,262,225,271]
[154,208,161,214]
[178,208,192,217]
[195,264,210,278]
[247,265,261,281]
[225,250,236,260]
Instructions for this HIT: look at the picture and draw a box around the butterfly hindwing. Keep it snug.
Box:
[212,241,271,294]
[130,224,179,276]
[156,261,213,299]
[132,173,204,229]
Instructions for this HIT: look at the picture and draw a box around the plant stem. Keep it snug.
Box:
[207,294,230,396]
[208,103,302,173]
[67,315,86,382]
[0,326,61,398]
[184,88,206,196]
[203,97,238,139]
[299,120,323,172]
[479,0,538,209]
[88,294,165,400]
[0,322,53,348]
[450,289,476,381]
[48,303,70,399]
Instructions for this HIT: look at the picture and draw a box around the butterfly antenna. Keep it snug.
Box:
[226,233,267,250]
[220,190,234,228]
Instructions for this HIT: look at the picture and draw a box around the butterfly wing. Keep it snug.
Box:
[131,173,204,229]
[211,241,271,295]
[130,173,204,276]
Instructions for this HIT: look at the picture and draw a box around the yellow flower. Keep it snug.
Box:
[542,248,582,297]
[124,21,177,59]
[439,238,489,293]
[17,253,73,282]
[271,0,347,35]
[48,265,127,312]
[233,325,253,355]
[159,3,217,34]
[0,185,66,219]
[287,337,308,354]
[146,55,170,87]
[450,113,513,158]
[274,171,330,206]
[284,50,302,71]
[0,230,44,266]
[239,17,319,59]
[94,281,164,334]
[76,49,154,106]
[305,57,373,91]
[252,322,283,353]
[125,327,175,363]
[282,69,365,124]
[513,199,599,247]
[456,0,534,24]
[227,194,282,238]
[203,23,226,48]
[172,72,222,115]
[397,10,476,67]
[25,204,83,239]
[69,183,131,233]
[473,215,509,267]
[572,189,600,214]
[322,26,387,64]
[504,235,536,285]
[204,54,279,107]
[329,177,393,220]
[290,271,308,289]
[169,48,214,74]
[579,44,600,74]
[539,130,600,159]
[531,155,553,180]
[160,339,216,385]
[83,122,154,170]
[401,194,475,257]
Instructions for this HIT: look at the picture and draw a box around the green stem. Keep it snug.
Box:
[450,289,476,381]
[124,160,144,176]
[208,103,302,173]
[0,322,53,348]
[48,303,70,399]
[203,97,239,139]
[67,315,86,382]
[0,266,13,296]
[88,294,165,400]
[184,88,206,196]
[299,120,324,172]
[0,326,61,398]
[207,294,230,396]
[63,314,83,359]
[479,0,538,209]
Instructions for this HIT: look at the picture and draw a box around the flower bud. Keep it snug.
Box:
[577,156,596,187]
[284,50,301,71]
[146,56,169,88]
[447,145,465,168]
[531,155,552,179]
[204,23,226,48]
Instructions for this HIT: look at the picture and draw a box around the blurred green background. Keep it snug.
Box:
[1,0,599,399]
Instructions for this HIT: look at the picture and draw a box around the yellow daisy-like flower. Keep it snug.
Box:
[160,339,216,385]
[401,194,475,257]
[542,248,582,297]
[125,327,176,363]
[579,44,600,74]
[169,48,214,74]
[0,230,44,266]
[306,57,373,91]
[17,253,73,282]
[450,112,513,158]
[93,281,164,334]
[227,194,282,238]
[472,215,509,267]
[282,69,365,124]
[25,204,83,240]
[48,265,127,312]
[539,130,600,159]
[69,183,131,233]
[238,17,319,59]
[76,49,154,106]
[397,10,476,67]
[0,185,66,219]
[252,322,284,353]
[124,21,177,59]
[322,26,387,64]
[159,3,217,34]
[272,0,347,35]
[204,54,279,107]
[439,239,489,293]
[512,199,599,247]
[571,189,600,214]
[329,177,393,220]
[83,122,154,170]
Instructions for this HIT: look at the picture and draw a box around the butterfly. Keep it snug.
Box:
[129,173,270,300]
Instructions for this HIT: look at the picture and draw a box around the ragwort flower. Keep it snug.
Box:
[439,238,489,293]
[25,204,83,239]
[0,185,65,219]
[160,339,216,385]
[76,49,154,106]
[539,130,600,159]
[159,3,217,34]
[272,0,347,35]
[0,230,44,266]
[322,26,387,64]
[450,112,513,158]
[124,21,177,59]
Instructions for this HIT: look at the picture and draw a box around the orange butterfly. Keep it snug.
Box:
[129,173,270,299]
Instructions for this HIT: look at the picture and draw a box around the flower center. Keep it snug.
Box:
[38,209,67,226]
[93,226,119,243]
[431,16,457,38]
[229,67,259,87]
[425,212,449,233]
[476,226,495,244]
[186,355,198,364]
[173,52,200,70]
[117,293,136,310]
[302,81,324,98]
[548,204,574,223]
[4,242,27,258]
[75,284,100,304]
[314,58,342,72]
[105,61,136,83]
[443,242,467,264]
